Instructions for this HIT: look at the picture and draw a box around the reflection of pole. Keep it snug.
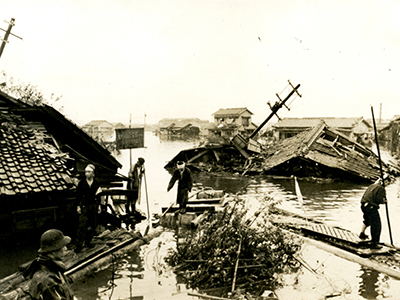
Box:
[129,113,132,169]
[371,105,393,245]
[144,113,146,148]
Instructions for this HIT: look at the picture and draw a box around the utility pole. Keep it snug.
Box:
[0,18,23,60]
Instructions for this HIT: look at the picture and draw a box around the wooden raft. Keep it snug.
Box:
[302,223,361,245]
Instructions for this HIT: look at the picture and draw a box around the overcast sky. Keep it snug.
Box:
[1,0,400,125]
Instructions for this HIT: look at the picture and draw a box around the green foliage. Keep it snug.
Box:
[164,195,302,297]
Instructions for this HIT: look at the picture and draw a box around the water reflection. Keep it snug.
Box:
[358,266,391,299]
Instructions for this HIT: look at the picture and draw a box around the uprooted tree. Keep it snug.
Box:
[164,195,302,298]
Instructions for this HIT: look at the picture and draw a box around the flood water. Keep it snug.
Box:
[3,132,400,299]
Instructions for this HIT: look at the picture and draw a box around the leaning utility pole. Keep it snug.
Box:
[0,18,23,60]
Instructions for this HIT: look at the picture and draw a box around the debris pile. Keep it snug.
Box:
[164,196,302,299]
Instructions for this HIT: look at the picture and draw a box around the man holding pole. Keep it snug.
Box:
[127,157,145,216]
[359,174,390,249]
[167,161,193,214]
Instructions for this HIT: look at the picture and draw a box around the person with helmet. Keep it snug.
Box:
[23,229,75,300]
[167,161,193,214]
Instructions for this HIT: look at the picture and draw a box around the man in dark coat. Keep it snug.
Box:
[359,174,389,249]
[167,161,193,214]
[75,164,102,252]
[126,157,145,215]
[23,229,75,300]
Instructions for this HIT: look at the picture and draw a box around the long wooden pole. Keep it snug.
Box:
[371,106,393,245]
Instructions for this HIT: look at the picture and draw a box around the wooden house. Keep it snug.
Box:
[272,117,373,145]
[378,116,400,158]
[82,120,115,141]
[210,108,257,139]
[251,121,394,182]
[0,91,123,243]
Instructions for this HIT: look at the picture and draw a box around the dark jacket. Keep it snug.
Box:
[167,167,193,192]
[76,178,101,208]
[128,162,144,191]
[23,255,74,300]
[361,183,387,207]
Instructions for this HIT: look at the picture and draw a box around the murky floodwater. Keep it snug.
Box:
[3,132,400,299]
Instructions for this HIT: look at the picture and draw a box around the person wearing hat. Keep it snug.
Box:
[359,174,390,249]
[167,161,193,214]
[23,229,75,300]
[75,163,102,252]
[126,157,145,216]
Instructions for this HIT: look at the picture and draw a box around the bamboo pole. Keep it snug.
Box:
[371,106,393,245]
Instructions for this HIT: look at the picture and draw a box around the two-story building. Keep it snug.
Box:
[82,120,115,141]
[210,107,257,139]
[272,117,373,144]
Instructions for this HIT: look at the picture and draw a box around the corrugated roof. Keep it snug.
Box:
[272,117,368,129]
[0,120,73,195]
[212,107,253,117]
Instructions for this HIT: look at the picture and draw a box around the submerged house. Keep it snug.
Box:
[166,121,395,183]
[209,108,258,139]
[0,91,123,242]
[272,117,373,146]
[379,116,400,158]
[157,118,210,137]
[250,121,393,182]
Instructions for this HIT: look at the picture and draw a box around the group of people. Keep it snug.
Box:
[23,158,192,299]
[26,156,389,299]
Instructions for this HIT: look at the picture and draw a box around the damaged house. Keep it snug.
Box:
[166,121,395,183]
[272,117,373,146]
[0,91,123,243]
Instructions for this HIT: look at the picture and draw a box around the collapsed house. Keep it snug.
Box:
[165,121,397,183]
[0,91,123,243]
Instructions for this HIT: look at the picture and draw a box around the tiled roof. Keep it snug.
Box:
[0,120,73,195]
[212,107,253,117]
[272,117,368,129]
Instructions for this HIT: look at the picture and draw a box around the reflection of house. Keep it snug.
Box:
[83,120,115,141]
[157,118,210,136]
[210,108,257,139]
[0,91,122,242]
[272,117,373,143]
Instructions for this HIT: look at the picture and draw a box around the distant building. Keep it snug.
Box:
[378,115,400,157]
[82,120,115,141]
[210,107,257,139]
[157,118,210,136]
[272,117,373,143]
